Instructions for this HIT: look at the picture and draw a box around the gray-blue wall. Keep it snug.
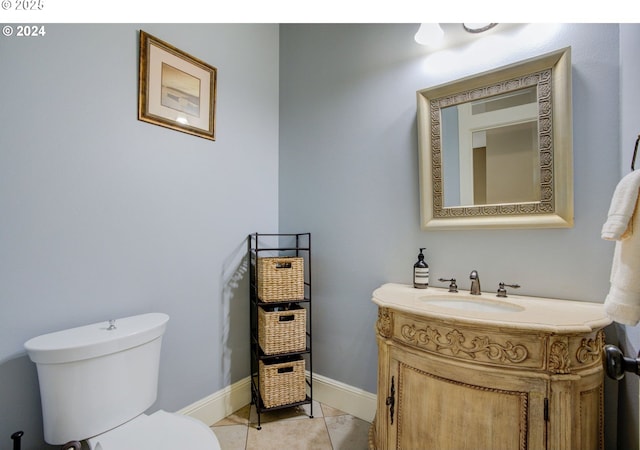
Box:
[0,24,279,449]
[278,23,633,448]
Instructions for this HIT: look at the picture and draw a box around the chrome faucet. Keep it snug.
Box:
[469,270,481,295]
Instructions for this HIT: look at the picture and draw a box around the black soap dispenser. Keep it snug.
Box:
[413,248,429,289]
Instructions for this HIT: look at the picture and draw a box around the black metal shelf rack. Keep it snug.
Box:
[247,232,312,430]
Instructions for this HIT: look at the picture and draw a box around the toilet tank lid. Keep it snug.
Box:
[24,313,169,364]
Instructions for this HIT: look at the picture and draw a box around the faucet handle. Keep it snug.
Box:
[497,282,520,298]
[438,278,458,293]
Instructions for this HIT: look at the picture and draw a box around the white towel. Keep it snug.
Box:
[602,170,640,240]
[603,170,640,325]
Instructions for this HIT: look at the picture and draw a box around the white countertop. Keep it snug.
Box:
[372,283,611,333]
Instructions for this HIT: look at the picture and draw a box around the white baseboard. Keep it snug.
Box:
[309,372,377,423]
[177,377,252,426]
[178,373,376,426]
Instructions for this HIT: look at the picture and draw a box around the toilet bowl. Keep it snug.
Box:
[87,410,220,450]
[24,313,220,449]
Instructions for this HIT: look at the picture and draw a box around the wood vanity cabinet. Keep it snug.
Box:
[370,292,608,450]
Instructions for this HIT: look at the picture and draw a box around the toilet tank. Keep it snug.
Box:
[24,313,169,445]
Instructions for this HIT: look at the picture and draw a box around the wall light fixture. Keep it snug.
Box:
[415,23,503,50]
[414,23,445,47]
[462,23,498,33]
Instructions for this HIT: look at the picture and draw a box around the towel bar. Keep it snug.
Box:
[603,344,640,380]
[631,134,640,171]
[11,431,23,450]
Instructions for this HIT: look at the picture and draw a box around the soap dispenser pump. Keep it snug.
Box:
[413,248,429,289]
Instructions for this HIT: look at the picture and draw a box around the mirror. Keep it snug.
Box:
[417,47,573,229]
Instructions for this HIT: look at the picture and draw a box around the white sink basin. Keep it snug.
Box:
[421,297,525,313]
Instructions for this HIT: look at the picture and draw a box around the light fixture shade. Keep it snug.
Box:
[414,23,445,46]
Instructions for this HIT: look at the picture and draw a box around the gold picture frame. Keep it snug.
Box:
[138,30,217,141]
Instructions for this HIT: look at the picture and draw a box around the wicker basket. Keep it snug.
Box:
[259,356,306,408]
[257,257,304,302]
[258,305,306,355]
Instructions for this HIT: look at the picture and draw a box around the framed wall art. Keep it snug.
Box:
[138,30,217,140]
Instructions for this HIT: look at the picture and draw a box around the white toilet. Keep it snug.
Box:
[24,313,221,449]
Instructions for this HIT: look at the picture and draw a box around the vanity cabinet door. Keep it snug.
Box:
[386,345,548,450]
[547,369,604,450]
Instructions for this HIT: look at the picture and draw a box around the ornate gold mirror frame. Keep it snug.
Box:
[417,47,573,230]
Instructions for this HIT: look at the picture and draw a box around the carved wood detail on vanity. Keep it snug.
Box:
[376,307,392,338]
[576,330,606,365]
[548,338,571,374]
[547,329,606,374]
[390,312,607,375]
[400,323,529,364]
[392,312,544,370]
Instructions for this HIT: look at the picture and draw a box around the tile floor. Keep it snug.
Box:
[211,401,371,450]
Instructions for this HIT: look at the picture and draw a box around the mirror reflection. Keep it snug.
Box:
[441,87,540,207]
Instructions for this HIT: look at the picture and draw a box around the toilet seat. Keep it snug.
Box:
[86,410,221,450]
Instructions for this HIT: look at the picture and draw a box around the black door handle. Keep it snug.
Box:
[603,344,640,380]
